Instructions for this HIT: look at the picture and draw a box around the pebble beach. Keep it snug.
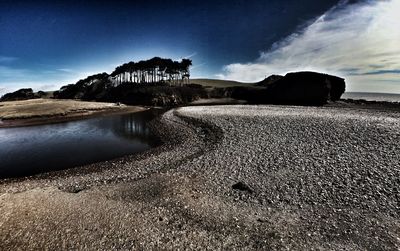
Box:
[0,105,399,250]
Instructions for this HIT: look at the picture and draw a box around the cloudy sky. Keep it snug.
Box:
[0,0,399,95]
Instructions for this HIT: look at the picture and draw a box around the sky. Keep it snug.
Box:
[1,0,399,95]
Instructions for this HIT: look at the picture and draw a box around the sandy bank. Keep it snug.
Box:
[0,99,146,127]
[0,105,399,250]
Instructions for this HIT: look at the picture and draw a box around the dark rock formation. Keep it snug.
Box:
[264,72,346,105]
[227,71,346,106]
[229,86,266,103]
[0,88,35,102]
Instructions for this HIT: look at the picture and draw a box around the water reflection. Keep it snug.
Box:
[88,109,160,145]
[0,109,161,178]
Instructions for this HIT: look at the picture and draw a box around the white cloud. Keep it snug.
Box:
[181,52,197,60]
[218,0,400,93]
[56,68,74,73]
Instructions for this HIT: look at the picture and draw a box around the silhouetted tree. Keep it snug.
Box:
[110,57,192,86]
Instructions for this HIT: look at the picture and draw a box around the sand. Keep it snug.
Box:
[0,99,146,127]
[0,105,399,250]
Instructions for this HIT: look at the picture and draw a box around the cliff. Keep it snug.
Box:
[229,71,346,105]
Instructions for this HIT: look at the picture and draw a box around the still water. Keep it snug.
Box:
[0,110,161,178]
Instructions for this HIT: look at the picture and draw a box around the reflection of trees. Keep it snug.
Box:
[119,113,152,139]
[89,109,161,146]
[123,115,149,137]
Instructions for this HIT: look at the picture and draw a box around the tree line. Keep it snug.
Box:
[110,57,192,85]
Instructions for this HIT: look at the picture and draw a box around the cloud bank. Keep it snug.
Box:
[218,0,400,93]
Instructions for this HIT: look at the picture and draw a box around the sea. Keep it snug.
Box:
[341,92,400,102]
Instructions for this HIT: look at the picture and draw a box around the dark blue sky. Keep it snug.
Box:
[1,0,353,92]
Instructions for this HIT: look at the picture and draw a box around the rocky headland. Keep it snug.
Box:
[1,70,347,107]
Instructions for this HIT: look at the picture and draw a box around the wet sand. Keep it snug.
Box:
[0,105,399,250]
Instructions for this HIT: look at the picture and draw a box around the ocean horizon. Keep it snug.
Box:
[342,92,400,102]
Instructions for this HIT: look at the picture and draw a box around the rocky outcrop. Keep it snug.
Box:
[264,72,346,105]
[228,72,346,106]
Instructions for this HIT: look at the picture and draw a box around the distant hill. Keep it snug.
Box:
[0,89,53,102]
[254,75,283,87]
[190,79,250,88]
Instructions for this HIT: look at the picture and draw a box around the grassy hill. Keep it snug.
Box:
[190,79,250,88]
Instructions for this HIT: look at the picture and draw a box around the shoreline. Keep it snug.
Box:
[1,98,399,129]
[0,99,148,128]
[0,101,398,184]
[337,98,400,111]
[1,105,399,249]
[0,108,211,189]
[0,106,148,128]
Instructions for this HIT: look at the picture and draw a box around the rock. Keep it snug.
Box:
[264,71,346,105]
[61,186,85,193]
[232,182,253,193]
[229,71,346,106]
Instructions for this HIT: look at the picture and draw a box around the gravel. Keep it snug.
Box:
[0,105,399,250]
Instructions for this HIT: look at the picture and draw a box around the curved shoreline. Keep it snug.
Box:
[1,105,399,249]
[0,109,220,192]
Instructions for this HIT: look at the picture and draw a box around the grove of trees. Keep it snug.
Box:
[110,57,192,86]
